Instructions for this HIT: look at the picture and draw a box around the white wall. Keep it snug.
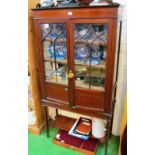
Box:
[112,0,127,135]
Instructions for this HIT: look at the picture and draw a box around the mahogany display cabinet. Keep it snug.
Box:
[32,3,121,155]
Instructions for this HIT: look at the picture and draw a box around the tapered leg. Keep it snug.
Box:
[105,140,108,155]
[105,120,111,155]
[44,106,49,137]
[56,108,58,117]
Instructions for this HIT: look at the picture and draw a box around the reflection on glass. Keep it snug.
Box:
[41,23,68,85]
[49,42,67,60]
[75,44,89,61]
[75,65,88,89]
[74,24,108,91]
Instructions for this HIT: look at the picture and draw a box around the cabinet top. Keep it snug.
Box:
[32,2,119,11]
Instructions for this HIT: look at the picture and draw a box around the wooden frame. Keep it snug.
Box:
[28,0,44,134]
[32,4,120,154]
[69,18,115,113]
[33,17,118,114]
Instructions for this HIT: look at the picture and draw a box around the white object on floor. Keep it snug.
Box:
[56,134,60,140]
[28,111,36,125]
[92,118,107,138]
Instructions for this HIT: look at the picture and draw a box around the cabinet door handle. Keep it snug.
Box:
[64,88,68,91]
[68,70,74,79]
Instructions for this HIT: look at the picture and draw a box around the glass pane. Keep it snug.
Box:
[41,23,68,85]
[74,24,108,91]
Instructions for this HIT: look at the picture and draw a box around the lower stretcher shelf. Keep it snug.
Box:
[53,130,99,155]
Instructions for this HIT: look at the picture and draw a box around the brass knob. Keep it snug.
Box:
[68,70,74,79]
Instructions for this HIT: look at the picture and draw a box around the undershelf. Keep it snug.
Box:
[54,115,76,131]
[54,115,107,142]
[53,130,99,155]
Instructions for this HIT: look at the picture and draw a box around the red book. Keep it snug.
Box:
[75,118,92,135]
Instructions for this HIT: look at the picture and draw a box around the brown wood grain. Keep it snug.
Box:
[28,122,45,135]
[54,115,76,131]
[75,89,104,111]
[34,19,69,101]
[28,15,43,128]
[45,82,69,103]
[53,137,96,155]
[42,100,112,120]
[28,125,40,135]
[33,7,118,19]
[53,129,100,155]
[104,19,118,113]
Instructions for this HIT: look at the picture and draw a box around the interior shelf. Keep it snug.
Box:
[44,38,107,46]
[75,39,107,46]
[44,58,106,69]
[76,75,105,78]
[45,58,67,65]
[44,38,66,42]
[53,130,99,155]
[45,78,68,85]
[75,61,106,69]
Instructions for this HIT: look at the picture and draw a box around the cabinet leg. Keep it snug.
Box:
[105,120,111,155]
[44,106,49,137]
[105,140,108,155]
[56,108,58,117]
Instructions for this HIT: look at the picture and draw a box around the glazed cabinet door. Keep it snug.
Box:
[34,19,71,106]
[69,19,114,112]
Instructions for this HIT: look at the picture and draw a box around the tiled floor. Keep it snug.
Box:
[28,128,120,155]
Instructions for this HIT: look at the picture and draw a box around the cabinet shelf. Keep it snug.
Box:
[45,58,67,65]
[75,61,105,69]
[45,38,107,46]
[76,75,105,78]
[55,115,76,131]
[75,40,107,46]
[54,115,106,141]
[45,78,68,85]
[45,38,66,42]
[44,58,106,69]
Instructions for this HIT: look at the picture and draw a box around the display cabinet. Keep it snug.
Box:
[32,4,120,154]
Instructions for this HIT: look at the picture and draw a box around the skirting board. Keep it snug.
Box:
[28,121,45,135]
